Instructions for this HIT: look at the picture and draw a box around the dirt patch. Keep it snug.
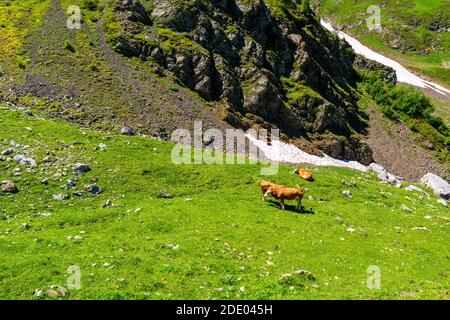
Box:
[364,102,449,182]
[6,0,229,135]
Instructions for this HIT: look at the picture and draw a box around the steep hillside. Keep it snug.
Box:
[0,0,448,178]
[0,0,229,136]
[0,103,449,299]
[312,0,450,86]
[0,0,376,164]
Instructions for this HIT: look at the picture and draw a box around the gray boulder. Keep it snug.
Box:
[405,185,428,197]
[1,148,15,156]
[369,163,402,185]
[420,173,450,199]
[1,180,18,193]
[53,194,70,201]
[86,185,102,195]
[13,154,37,168]
[120,126,136,136]
[73,163,91,175]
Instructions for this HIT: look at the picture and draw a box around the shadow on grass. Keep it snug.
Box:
[266,200,315,214]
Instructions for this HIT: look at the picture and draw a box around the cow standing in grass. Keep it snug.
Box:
[263,184,304,211]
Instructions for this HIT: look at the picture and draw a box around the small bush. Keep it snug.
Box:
[89,63,99,72]
[445,137,450,147]
[16,57,27,69]
[63,40,75,52]
[363,72,449,137]
[409,123,419,133]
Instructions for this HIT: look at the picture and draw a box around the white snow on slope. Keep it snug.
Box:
[320,20,450,96]
[246,134,368,172]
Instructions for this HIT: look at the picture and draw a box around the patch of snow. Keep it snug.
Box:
[320,20,450,96]
[246,134,368,172]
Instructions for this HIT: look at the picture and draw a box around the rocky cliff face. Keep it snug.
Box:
[109,0,373,163]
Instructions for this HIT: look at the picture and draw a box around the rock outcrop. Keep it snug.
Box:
[109,0,372,162]
[420,173,450,199]
[353,55,397,84]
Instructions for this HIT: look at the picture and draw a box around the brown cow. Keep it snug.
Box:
[292,168,315,182]
[259,180,285,201]
[264,184,304,211]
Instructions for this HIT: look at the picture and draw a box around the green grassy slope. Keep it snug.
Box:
[0,104,449,300]
[312,0,450,86]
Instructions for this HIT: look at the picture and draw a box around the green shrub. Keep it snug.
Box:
[301,0,312,14]
[89,63,99,72]
[409,123,419,133]
[63,40,75,52]
[83,0,98,11]
[16,56,27,69]
[362,72,449,137]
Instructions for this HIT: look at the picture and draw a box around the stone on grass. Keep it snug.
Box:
[342,190,352,198]
[420,173,450,199]
[49,285,68,297]
[67,178,76,187]
[369,163,401,184]
[1,180,18,193]
[278,270,315,287]
[13,154,37,168]
[411,227,429,231]
[401,204,413,212]
[47,290,59,299]
[159,189,173,199]
[1,148,14,156]
[120,126,136,136]
[86,185,102,195]
[346,227,356,234]
[53,194,70,201]
[405,185,428,195]
[73,163,91,175]
[437,199,448,207]
[34,289,43,298]
[102,200,113,208]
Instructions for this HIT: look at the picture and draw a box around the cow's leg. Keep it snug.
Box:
[297,196,303,212]
[280,199,285,210]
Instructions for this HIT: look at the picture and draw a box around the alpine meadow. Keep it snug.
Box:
[0,0,449,303]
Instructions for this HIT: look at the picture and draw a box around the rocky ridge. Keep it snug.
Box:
[109,0,374,163]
